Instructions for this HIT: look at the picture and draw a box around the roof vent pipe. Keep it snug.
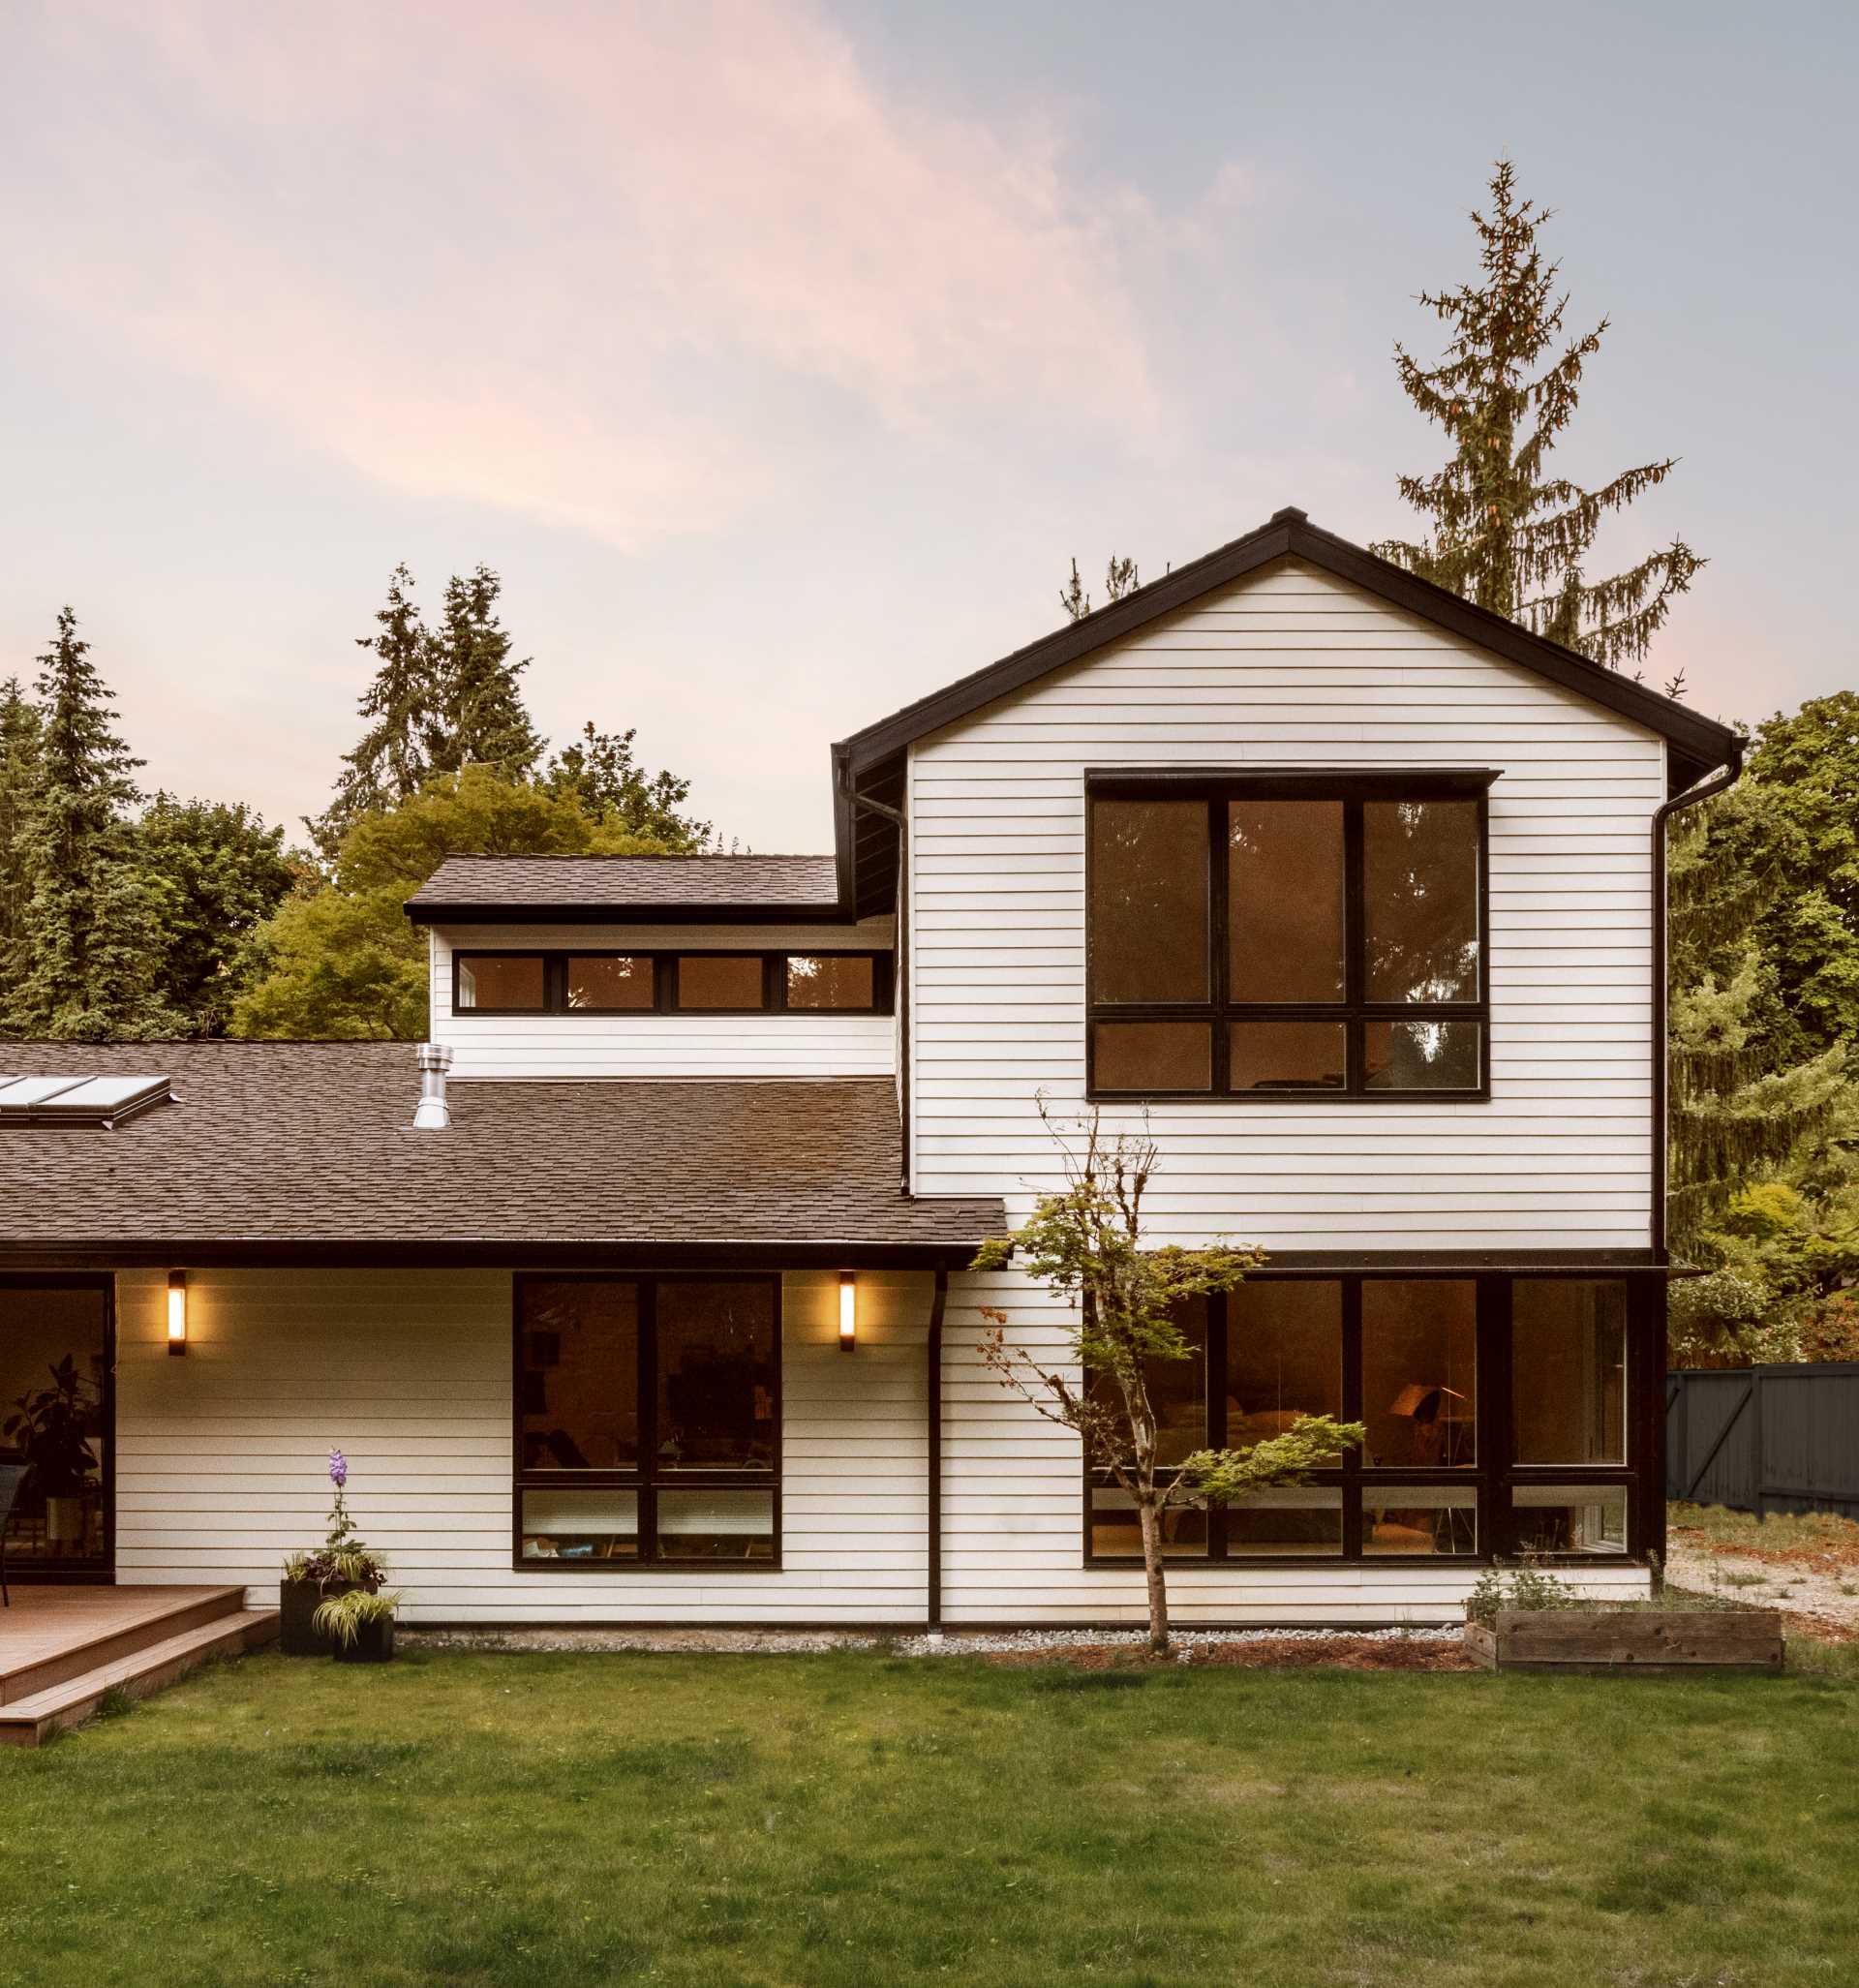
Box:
[413,1043,453,1129]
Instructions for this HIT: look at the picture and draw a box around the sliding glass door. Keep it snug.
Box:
[0,1279,112,1579]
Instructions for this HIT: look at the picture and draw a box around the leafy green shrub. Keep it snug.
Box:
[1465,1563,1579,1630]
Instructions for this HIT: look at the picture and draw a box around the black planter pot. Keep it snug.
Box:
[332,1616,396,1665]
[279,1578,360,1658]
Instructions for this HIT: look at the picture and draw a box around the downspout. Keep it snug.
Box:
[926,1268,946,1636]
[842,771,911,1196]
[1650,746,1745,1260]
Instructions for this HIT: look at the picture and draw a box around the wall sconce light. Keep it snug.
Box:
[167,1269,188,1356]
[838,1270,857,1353]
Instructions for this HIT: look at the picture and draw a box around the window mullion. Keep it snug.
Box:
[1209,795,1230,1094]
[640,1279,658,1561]
[1341,1278,1364,1558]
[1344,801,1365,1092]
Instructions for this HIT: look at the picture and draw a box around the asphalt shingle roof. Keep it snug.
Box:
[406,854,842,917]
[0,1043,1001,1262]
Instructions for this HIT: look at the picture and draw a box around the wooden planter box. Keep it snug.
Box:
[1465,1606,1784,1673]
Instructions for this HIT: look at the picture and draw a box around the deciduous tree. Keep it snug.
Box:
[233,765,684,1040]
[541,721,712,850]
[972,1106,1362,1654]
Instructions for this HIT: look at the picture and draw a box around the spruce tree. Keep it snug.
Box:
[1374,161,1703,676]
[427,566,543,780]
[3,609,175,1039]
[308,564,442,859]
[1059,555,1141,623]
[0,676,42,974]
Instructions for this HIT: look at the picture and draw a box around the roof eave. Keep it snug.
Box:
[405,901,858,927]
[834,508,1742,783]
[0,1236,1000,1269]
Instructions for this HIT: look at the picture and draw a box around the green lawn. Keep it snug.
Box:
[3,1647,1856,1988]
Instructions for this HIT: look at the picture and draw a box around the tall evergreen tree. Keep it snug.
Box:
[1374,161,1703,676]
[2,609,175,1039]
[427,565,543,780]
[0,676,42,971]
[1059,554,1141,623]
[307,564,442,859]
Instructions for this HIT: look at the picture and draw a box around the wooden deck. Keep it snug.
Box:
[0,1585,277,1744]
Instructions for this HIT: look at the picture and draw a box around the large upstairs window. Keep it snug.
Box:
[1086,774,1491,1098]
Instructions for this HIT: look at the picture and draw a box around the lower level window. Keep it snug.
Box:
[515,1275,778,1568]
[1085,1273,1644,1565]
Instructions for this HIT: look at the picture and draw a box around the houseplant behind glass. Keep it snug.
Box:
[280,1450,387,1656]
[3,1355,100,1556]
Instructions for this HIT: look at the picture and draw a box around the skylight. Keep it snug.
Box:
[0,1075,171,1127]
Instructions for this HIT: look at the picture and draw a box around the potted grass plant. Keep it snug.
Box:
[280,1450,387,1657]
[313,1588,400,1665]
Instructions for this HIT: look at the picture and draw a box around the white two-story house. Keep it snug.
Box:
[0,509,1742,1628]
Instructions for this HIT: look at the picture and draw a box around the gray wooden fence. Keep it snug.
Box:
[1665,1362,1859,1520]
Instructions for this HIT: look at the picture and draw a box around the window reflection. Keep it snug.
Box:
[1362,799,1480,1003]
[1363,1484,1477,1555]
[1089,798,1209,1003]
[1513,1282,1628,1465]
[458,955,546,1010]
[655,1281,778,1470]
[786,956,875,1009]
[519,1281,639,1471]
[1228,801,1345,1002]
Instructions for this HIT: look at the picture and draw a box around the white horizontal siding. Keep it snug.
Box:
[906,558,1667,1252]
[113,1267,934,1625]
[428,919,895,1079]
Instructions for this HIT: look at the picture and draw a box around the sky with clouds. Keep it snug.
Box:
[3,1,1853,851]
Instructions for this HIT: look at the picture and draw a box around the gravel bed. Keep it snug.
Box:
[896,1625,1460,1657]
[404,1623,1462,1659]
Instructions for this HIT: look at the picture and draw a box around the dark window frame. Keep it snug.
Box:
[512,1271,782,1574]
[1082,1269,1656,1569]
[0,1273,116,1586]
[1084,771,1493,1102]
[453,950,893,1018]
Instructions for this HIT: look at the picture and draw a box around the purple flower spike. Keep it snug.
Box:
[328,1449,348,1487]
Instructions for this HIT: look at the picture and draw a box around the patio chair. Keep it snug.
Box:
[0,1463,27,1606]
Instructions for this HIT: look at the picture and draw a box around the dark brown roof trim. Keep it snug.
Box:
[835,508,1742,795]
[1085,766,1501,796]
[406,901,852,927]
[0,1239,993,1271]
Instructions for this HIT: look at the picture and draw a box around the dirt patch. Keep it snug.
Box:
[1664,1543,1859,1642]
[982,1635,1480,1672]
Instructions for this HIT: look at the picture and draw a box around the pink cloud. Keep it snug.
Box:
[10,2,1167,548]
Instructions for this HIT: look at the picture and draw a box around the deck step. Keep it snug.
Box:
[0,1608,278,1747]
[0,1585,253,1704]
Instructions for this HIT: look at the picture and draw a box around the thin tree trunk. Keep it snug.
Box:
[1138,1497,1171,1656]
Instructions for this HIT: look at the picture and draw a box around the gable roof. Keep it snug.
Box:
[407,853,844,924]
[833,508,1743,797]
[0,1042,1001,1267]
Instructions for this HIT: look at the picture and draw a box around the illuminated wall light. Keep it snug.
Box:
[838,1270,857,1353]
[167,1269,188,1356]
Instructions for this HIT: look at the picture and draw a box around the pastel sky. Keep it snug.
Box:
[3,1,1853,852]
